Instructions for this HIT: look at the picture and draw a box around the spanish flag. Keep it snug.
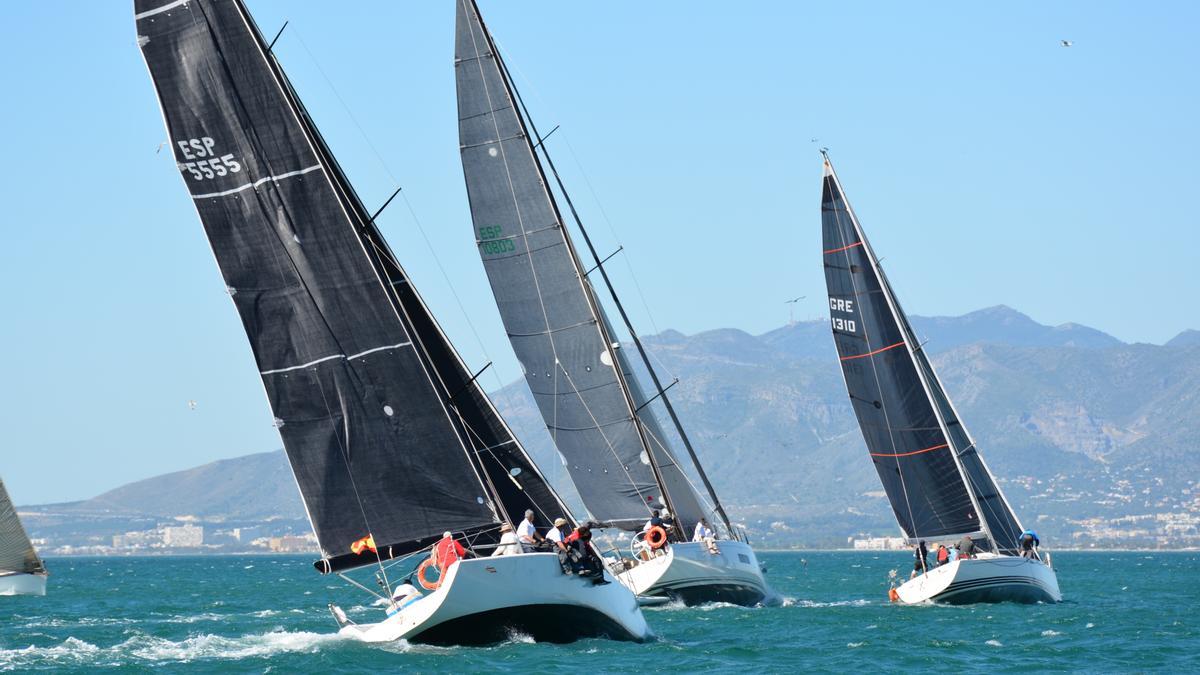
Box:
[351,535,377,555]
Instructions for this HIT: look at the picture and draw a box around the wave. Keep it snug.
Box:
[0,630,345,669]
[785,598,872,608]
[985,639,1003,647]
[1041,629,1062,637]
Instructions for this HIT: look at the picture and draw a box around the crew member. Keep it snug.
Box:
[692,518,715,542]
[546,517,569,551]
[432,531,467,573]
[491,522,520,557]
[957,535,976,559]
[911,540,929,579]
[565,525,608,585]
[517,509,544,551]
[935,544,949,566]
[1018,530,1040,559]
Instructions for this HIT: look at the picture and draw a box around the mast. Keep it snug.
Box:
[822,151,996,548]
[497,51,736,539]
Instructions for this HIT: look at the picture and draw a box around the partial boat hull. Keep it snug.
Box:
[337,553,649,645]
[616,541,777,606]
[0,571,47,597]
[896,553,1061,605]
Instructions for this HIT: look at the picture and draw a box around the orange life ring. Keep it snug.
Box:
[416,558,442,591]
[888,587,900,603]
[646,525,668,550]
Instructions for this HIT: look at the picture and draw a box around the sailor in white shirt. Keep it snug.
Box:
[516,509,543,551]
[491,522,521,557]
[692,517,720,554]
[546,517,569,550]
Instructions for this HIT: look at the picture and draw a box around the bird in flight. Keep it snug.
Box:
[187,400,197,411]
[1061,40,1073,47]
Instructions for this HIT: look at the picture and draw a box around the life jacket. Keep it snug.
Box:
[937,547,949,563]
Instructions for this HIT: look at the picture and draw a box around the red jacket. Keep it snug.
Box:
[434,536,466,570]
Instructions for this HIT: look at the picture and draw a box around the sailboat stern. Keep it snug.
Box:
[617,541,776,607]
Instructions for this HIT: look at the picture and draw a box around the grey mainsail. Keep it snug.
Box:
[454,0,708,533]
[821,155,1024,552]
[136,0,573,573]
[0,478,43,576]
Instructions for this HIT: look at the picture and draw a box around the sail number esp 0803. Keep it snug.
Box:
[829,297,857,333]
[176,137,242,181]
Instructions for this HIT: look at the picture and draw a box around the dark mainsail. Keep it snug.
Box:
[453,0,709,534]
[821,155,1025,552]
[136,0,571,573]
[0,478,44,576]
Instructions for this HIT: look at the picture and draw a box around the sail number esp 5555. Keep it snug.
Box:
[829,297,857,333]
[176,137,242,181]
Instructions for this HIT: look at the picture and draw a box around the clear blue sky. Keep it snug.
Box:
[1,2,1196,504]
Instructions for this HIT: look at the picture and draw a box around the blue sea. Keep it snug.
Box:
[2,552,1196,672]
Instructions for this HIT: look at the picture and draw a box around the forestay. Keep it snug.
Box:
[136,0,571,573]
[0,478,43,576]
[454,0,706,533]
[821,156,1024,551]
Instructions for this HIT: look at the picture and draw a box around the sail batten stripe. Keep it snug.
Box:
[191,165,323,199]
[871,442,949,458]
[260,342,412,375]
[135,0,189,20]
[824,241,864,254]
[840,341,905,361]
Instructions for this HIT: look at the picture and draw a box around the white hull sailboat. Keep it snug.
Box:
[136,0,649,645]
[335,553,649,644]
[615,541,776,606]
[895,553,1061,605]
[820,152,1060,605]
[0,571,47,597]
[0,477,47,597]
[455,0,776,608]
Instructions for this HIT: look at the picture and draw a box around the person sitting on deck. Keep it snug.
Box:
[936,544,949,567]
[642,510,663,533]
[1018,530,1041,559]
[386,581,423,616]
[910,540,929,579]
[491,522,520,557]
[693,517,720,555]
[948,545,959,563]
[546,517,569,551]
[957,535,977,560]
[432,531,467,574]
[517,509,544,551]
[564,525,609,585]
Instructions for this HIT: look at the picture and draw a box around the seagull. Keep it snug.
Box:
[1061,40,1073,47]
[187,400,197,411]
[785,296,806,325]
[156,141,168,154]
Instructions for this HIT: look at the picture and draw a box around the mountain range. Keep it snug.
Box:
[22,306,1200,549]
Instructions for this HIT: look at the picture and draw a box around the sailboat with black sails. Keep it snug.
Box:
[135,0,648,644]
[820,152,1061,604]
[0,477,47,596]
[455,0,775,607]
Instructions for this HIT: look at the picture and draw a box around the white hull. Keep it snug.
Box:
[897,553,1061,604]
[0,571,47,596]
[615,541,778,606]
[337,552,649,645]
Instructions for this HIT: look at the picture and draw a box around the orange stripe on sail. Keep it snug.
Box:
[871,443,949,458]
[840,341,905,361]
[824,241,863,254]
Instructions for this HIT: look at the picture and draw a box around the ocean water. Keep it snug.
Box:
[2,551,1196,672]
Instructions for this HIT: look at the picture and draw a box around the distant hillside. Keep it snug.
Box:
[42,451,305,521]
[1167,329,1200,347]
[23,307,1199,549]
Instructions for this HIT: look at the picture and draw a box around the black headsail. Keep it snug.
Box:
[821,154,1025,552]
[136,0,572,574]
[0,478,44,576]
[454,0,718,536]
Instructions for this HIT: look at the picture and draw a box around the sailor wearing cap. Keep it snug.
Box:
[546,517,570,551]
[490,521,521,557]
